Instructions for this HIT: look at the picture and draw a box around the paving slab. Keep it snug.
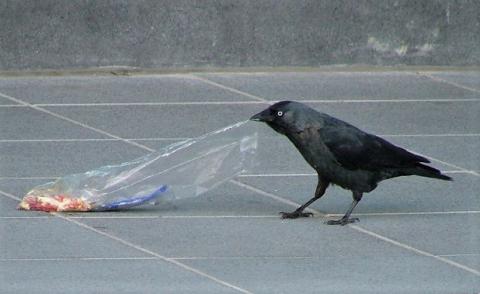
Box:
[0,259,239,294]
[200,71,480,100]
[43,105,263,138]
[428,71,480,92]
[0,96,19,105]
[0,141,149,177]
[0,217,149,259]
[0,107,107,140]
[0,179,59,196]
[0,75,255,104]
[359,214,480,256]
[78,216,414,258]
[313,101,480,135]
[75,216,480,292]
[183,256,480,294]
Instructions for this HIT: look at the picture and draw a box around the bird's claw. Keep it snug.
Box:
[280,211,313,219]
[325,217,359,226]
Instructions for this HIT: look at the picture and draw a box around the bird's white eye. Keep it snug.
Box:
[277,111,283,117]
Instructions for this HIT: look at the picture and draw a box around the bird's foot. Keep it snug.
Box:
[325,217,359,226]
[280,210,313,219]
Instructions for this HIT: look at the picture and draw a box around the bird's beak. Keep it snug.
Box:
[250,109,273,122]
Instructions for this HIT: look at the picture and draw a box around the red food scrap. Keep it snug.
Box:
[18,194,92,212]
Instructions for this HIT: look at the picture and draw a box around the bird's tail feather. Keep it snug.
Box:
[409,163,452,181]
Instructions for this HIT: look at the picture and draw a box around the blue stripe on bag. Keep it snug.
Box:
[95,185,168,211]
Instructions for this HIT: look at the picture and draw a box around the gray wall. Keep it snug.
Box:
[1,0,479,70]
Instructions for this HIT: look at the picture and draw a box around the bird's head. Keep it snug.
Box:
[250,101,313,134]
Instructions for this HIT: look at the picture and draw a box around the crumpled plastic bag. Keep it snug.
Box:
[18,121,258,212]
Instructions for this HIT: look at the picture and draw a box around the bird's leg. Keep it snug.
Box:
[280,176,329,219]
[326,191,362,225]
[280,197,318,219]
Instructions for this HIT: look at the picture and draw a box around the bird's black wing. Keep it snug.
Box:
[318,126,430,171]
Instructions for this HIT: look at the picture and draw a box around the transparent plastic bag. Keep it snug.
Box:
[18,121,258,212]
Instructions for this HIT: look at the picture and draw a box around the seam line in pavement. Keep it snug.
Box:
[0,104,24,107]
[38,98,480,104]
[0,133,479,143]
[36,101,268,106]
[0,176,59,180]
[2,254,478,262]
[0,190,253,294]
[381,133,480,137]
[0,256,319,262]
[418,72,480,94]
[229,179,480,277]
[0,170,475,181]
[0,138,187,143]
[2,210,480,220]
[325,210,480,216]
[1,98,479,108]
[0,253,480,262]
[238,170,476,177]
[438,254,480,257]
[0,257,158,262]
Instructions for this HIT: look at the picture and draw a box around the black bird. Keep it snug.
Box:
[250,101,452,225]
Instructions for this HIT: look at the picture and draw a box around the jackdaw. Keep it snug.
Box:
[250,101,451,225]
